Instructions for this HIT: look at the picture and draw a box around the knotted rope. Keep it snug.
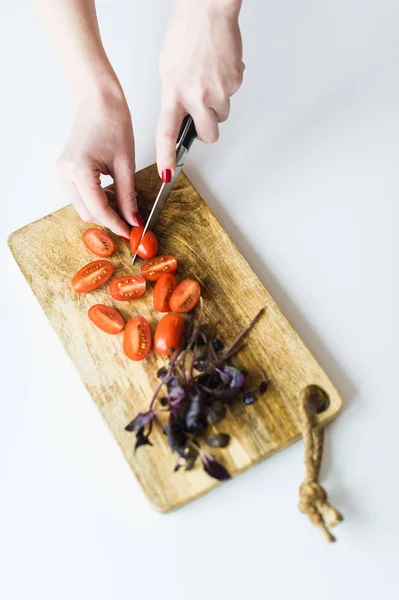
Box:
[298,386,343,542]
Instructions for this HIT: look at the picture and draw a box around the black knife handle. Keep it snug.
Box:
[177,115,197,153]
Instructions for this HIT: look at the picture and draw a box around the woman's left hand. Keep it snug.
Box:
[156,0,244,182]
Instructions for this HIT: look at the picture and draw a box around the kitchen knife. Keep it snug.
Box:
[131,115,197,264]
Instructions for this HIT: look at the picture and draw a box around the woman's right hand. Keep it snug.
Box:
[57,86,141,238]
[156,0,244,180]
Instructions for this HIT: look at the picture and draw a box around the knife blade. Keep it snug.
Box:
[131,116,196,264]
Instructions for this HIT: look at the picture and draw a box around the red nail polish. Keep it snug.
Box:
[120,236,130,241]
[162,169,172,183]
[133,211,144,227]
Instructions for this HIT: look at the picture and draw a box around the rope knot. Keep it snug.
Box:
[299,481,327,509]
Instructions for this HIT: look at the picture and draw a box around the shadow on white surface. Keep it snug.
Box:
[190,168,357,407]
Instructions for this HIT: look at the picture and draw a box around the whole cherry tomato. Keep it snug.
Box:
[130,226,158,259]
[154,313,185,355]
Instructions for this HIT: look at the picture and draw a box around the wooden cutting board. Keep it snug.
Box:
[8,164,342,512]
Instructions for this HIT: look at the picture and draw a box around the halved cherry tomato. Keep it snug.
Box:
[72,260,114,293]
[110,276,146,301]
[153,273,177,312]
[124,316,152,361]
[88,304,125,334]
[154,313,185,355]
[169,279,201,314]
[83,228,115,257]
[141,255,178,282]
[130,226,158,260]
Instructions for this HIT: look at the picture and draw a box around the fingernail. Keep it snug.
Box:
[120,236,130,241]
[133,211,144,227]
[162,169,172,183]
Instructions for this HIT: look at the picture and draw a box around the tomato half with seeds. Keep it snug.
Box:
[88,304,125,334]
[110,276,146,301]
[72,260,114,293]
[83,228,115,257]
[130,226,158,260]
[154,313,185,355]
[141,255,178,282]
[124,316,152,361]
[169,279,201,314]
[153,273,177,312]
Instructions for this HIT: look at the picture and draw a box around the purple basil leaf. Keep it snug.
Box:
[243,394,256,406]
[185,445,199,471]
[201,454,231,481]
[212,338,224,352]
[208,371,222,388]
[213,387,239,404]
[205,400,226,425]
[197,372,221,388]
[193,359,208,373]
[157,366,168,379]
[125,411,154,432]
[223,366,245,388]
[167,376,185,400]
[185,391,207,433]
[204,433,230,448]
[165,418,188,457]
[134,427,153,452]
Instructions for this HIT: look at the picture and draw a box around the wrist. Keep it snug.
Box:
[176,0,242,19]
[78,72,125,110]
[204,0,242,18]
[68,52,125,109]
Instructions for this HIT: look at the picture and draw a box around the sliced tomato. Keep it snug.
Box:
[141,255,178,282]
[110,276,146,301]
[124,316,152,361]
[169,279,201,314]
[72,260,114,293]
[153,273,177,312]
[88,304,125,334]
[130,226,158,260]
[83,228,115,257]
[154,313,185,355]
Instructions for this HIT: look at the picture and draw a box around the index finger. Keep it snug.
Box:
[75,170,131,238]
[156,100,186,181]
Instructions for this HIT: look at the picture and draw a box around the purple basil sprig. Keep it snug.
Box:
[125,303,268,481]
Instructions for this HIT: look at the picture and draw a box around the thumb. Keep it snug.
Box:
[156,100,186,182]
[112,159,142,227]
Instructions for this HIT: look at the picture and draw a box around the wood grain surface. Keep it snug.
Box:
[8,164,342,512]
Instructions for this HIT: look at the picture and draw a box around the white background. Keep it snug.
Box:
[1,1,398,598]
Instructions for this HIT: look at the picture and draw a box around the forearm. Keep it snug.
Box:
[32,0,122,104]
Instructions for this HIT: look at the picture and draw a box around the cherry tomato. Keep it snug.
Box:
[141,255,178,282]
[88,304,125,334]
[153,273,177,312]
[169,279,201,314]
[124,316,152,361]
[82,228,115,257]
[72,260,114,293]
[154,313,185,355]
[110,276,146,301]
[130,226,158,260]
